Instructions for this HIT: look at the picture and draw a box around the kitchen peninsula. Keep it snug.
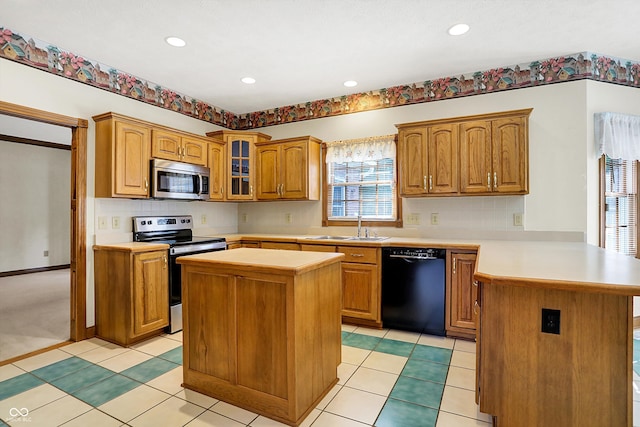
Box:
[176,248,344,427]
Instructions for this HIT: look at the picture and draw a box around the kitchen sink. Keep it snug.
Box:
[348,236,389,241]
[306,235,389,241]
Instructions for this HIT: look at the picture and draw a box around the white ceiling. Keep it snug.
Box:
[3,0,639,114]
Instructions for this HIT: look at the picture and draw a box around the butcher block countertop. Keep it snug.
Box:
[176,247,345,276]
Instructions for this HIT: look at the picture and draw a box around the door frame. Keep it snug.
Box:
[0,101,88,341]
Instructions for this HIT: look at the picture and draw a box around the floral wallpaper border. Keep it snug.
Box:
[1,26,639,131]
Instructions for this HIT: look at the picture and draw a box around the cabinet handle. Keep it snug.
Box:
[250,185,253,196]
[429,175,433,191]
[163,255,167,269]
[423,176,427,190]
[350,253,364,257]
[473,300,479,315]
[473,280,478,287]
[221,186,224,195]
[453,257,456,274]
[144,177,149,191]
[487,173,491,190]
[493,172,498,189]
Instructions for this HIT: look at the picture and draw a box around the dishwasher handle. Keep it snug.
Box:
[388,254,440,260]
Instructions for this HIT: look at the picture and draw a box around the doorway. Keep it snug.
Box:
[0,101,87,363]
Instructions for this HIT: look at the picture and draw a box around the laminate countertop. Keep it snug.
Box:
[218,234,640,295]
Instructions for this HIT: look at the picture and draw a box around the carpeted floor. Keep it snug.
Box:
[0,269,70,361]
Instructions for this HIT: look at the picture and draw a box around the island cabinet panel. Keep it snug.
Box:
[185,272,233,381]
[236,276,288,399]
[179,248,344,426]
[477,282,631,426]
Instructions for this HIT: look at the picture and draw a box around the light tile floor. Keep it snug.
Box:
[1,326,632,426]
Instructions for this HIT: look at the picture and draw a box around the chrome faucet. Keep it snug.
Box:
[357,215,362,238]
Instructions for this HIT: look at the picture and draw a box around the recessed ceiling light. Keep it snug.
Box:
[241,77,256,84]
[343,80,358,87]
[448,23,470,36]
[165,36,186,47]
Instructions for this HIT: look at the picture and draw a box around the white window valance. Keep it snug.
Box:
[325,134,396,163]
[595,112,640,160]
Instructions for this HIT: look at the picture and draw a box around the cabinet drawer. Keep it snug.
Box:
[261,242,300,250]
[300,244,337,253]
[338,246,378,264]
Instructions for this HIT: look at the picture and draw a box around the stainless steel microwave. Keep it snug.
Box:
[151,159,210,201]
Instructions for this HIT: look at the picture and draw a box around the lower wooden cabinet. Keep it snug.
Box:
[338,246,382,328]
[447,250,478,340]
[93,244,169,346]
[260,241,301,250]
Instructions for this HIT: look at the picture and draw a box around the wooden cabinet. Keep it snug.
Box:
[260,241,301,250]
[396,108,531,197]
[151,129,208,166]
[208,138,226,200]
[447,251,477,340]
[206,130,272,201]
[93,244,169,346]
[338,246,382,328]
[398,123,458,195]
[459,115,528,194]
[94,113,151,198]
[255,136,322,200]
[178,248,343,426]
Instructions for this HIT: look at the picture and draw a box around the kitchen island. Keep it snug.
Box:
[176,248,344,427]
[474,241,640,427]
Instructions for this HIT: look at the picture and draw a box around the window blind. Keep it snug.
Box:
[603,156,637,256]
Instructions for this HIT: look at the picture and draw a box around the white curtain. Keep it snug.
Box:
[325,134,396,163]
[595,112,640,160]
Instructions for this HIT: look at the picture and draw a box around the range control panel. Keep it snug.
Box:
[132,215,193,232]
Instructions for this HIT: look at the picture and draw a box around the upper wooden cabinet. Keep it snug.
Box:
[94,112,218,199]
[398,123,458,195]
[396,108,532,197]
[459,115,528,194]
[255,136,322,200]
[94,112,151,198]
[206,130,272,201]
[151,129,208,166]
[207,138,226,201]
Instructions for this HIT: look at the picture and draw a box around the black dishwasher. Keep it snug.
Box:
[381,247,446,336]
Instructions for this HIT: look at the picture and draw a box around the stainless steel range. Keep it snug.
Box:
[133,215,226,333]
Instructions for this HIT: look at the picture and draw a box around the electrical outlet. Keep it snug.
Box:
[201,214,207,224]
[541,308,561,334]
[112,216,120,229]
[413,213,421,225]
[513,213,523,226]
[43,250,49,257]
[285,213,292,224]
[98,216,107,230]
[431,213,439,225]
[241,213,248,223]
